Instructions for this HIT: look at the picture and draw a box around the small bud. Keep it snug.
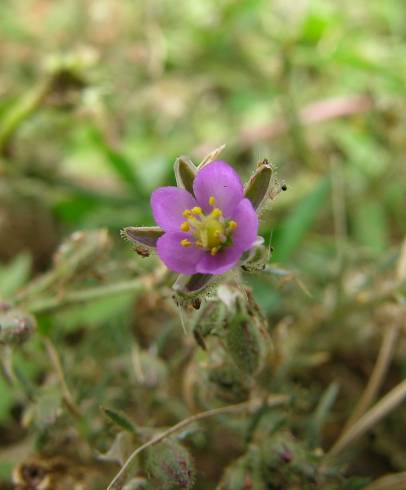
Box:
[0,308,36,346]
[260,431,318,486]
[146,439,195,489]
[244,160,273,210]
[207,364,250,403]
[225,299,268,375]
[193,301,227,344]
[121,226,164,248]
[174,156,197,194]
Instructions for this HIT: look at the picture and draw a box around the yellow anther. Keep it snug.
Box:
[195,241,203,248]
[183,209,192,218]
[212,208,222,218]
[192,207,202,215]
[180,221,190,232]
[209,196,216,206]
[210,247,219,256]
[180,239,192,247]
[228,220,237,231]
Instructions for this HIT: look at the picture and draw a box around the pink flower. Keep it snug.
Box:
[151,161,258,275]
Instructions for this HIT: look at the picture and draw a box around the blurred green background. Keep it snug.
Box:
[0,0,405,488]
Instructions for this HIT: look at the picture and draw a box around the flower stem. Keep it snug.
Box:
[24,269,166,315]
[106,395,288,490]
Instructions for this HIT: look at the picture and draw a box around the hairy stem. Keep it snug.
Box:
[106,395,289,490]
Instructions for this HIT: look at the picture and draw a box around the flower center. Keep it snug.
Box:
[179,196,237,255]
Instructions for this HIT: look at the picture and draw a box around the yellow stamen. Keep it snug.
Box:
[209,196,216,206]
[180,239,191,247]
[228,220,237,231]
[192,207,202,215]
[180,221,190,232]
[210,247,219,256]
[212,208,222,218]
[183,209,192,218]
[195,240,203,248]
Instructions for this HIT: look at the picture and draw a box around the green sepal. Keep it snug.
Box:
[121,226,164,248]
[244,160,273,210]
[173,273,214,296]
[197,144,226,169]
[174,156,197,194]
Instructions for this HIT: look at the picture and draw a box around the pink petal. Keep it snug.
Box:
[196,246,243,275]
[157,232,204,274]
[151,187,197,232]
[231,198,259,251]
[193,161,244,217]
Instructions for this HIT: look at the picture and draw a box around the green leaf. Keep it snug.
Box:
[87,127,145,196]
[308,382,339,448]
[101,406,137,434]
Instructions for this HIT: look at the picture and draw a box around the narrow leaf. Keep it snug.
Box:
[101,406,137,434]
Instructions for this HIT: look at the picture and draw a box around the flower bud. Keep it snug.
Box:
[207,364,251,403]
[0,308,36,346]
[244,159,273,210]
[225,298,269,375]
[260,431,317,487]
[146,439,195,489]
[193,300,227,349]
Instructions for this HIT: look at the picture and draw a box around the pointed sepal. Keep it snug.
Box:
[174,156,197,194]
[172,273,215,296]
[198,144,226,169]
[244,159,273,210]
[121,226,164,248]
